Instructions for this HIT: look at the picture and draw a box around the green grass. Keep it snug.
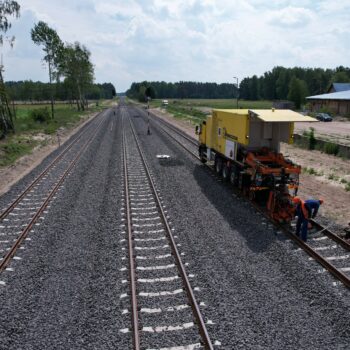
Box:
[0,101,110,167]
[146,98,273,125]
[149,98,272,110]
[0,137,39,167]
[303,167,323,176]
[13,103,104,134]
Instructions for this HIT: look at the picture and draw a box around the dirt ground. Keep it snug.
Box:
[150,108,350,228]
[0,111,100,197]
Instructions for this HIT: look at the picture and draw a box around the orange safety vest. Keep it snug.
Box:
[300,200,309,219]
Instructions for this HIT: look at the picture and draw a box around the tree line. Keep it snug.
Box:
[126,81,238,101]
[239,66,350,108]
[128,66,350,109]
[5,81,116,102]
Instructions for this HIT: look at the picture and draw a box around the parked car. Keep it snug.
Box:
[315,113,333,122]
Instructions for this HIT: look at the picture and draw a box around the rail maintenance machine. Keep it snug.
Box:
[196,109,317,223]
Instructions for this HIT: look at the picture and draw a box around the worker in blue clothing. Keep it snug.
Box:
[293,197,324,242]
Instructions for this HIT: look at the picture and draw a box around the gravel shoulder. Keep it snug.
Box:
[134,106,350,349]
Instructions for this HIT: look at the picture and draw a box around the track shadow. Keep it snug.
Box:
[191,163,284,254]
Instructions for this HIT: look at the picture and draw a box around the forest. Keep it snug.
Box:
[5,81,116,102]
[127,66,350,109]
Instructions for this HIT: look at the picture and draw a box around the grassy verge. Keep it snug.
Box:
[149,98,273,110]
[0,100,112,167]
[146,98,273,124]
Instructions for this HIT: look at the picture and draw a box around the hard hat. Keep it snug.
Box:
[292,196,301,204]
[319,198,324,204]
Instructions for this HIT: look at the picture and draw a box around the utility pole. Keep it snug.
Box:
[233,77,239,108]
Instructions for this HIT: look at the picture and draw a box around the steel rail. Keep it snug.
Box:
[0,110,105,222]
[128,116,214,350]
[143,109,350,289]
[144,108,198,147]
[0,113,107,273]
[309,219,350,251]
[121,113,141,350]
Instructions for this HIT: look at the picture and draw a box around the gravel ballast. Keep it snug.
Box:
[0,108,131,349]
[131,106,350,349]
[0,104,349,349]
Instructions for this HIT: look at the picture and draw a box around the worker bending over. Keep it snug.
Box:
[293,197,324,242]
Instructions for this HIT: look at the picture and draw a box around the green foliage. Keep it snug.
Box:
[303,167,323,176]
[323,142,339,155]
[59,42,94,111]
[328,173,339,181]
[332,71,350,83]
[0,0,20,46]
[6,80,116,101]
[149,98,272,109]
[128,66,350,103]
[138,86,147,102]
[0,137,37,167]
[304,127,316,150]
[145,86,156,99]
[288,76,309,109]
[30,107,50,123]
[127,81,238,100]
[345,183,350,192]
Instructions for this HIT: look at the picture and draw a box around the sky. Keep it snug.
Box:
[2,0,350,92]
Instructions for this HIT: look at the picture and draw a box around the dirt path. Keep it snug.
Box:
[0,111,101,197]
[150,107,350,228]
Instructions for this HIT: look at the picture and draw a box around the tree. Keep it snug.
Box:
[0,0,20,138]
[332,71,350,83]
[288,77,309,109]
[59,42,94,111]
[31,21,63,118]
[145,85,156,99]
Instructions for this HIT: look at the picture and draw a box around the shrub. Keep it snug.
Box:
[307,127,316,150]
[30,108,51,123]
[323,142,339,156]
[345,183,350,192]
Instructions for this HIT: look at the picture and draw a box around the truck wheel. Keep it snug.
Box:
[230,165,238,186]
[215,157,223,175]
[222,163,230,181]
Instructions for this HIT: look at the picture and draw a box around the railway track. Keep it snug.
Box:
[121,107,214,349]
[135,106,350,289]
[0,109,109,273]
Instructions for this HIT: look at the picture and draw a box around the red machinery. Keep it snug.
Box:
[242,148,300,223]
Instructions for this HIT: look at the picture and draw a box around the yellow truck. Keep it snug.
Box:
[196,109,317,222]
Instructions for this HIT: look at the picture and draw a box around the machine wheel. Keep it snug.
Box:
[215,156,223,175]
[222,163,230,181]
[230,165,238,186]
[199,149,207,163]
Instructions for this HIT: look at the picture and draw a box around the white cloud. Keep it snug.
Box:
[2,0,350,91]
[268,6,314,27]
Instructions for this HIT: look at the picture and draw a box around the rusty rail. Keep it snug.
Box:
[128,115,214,350]
[121,114,141,350]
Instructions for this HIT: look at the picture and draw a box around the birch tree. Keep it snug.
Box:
[31,21,63,118]
[0,0,20,138]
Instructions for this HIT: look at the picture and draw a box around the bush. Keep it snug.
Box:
[30,108,51,123]
[323,142,339,156]
[306,127,316,150]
